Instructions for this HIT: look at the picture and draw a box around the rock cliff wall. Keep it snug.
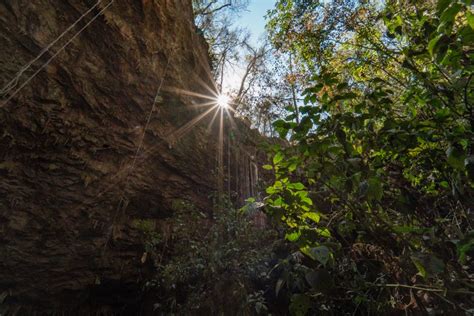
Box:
[0,0,264,313]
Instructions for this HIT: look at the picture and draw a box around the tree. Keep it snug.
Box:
[263,0,474,314]
[192,0,250,88]
[234,48,305,135]
[193,0,249,31]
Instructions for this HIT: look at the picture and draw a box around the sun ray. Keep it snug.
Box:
[163,87,217,101]
[224,107,238,131]
[207,105,221,132]
[192,100,219,109]
[193,73,219,98]
[191,42,219,93]
[225,103,236,113]
[132,73,238,205]
[168,104,218,142]
[217,106,225,203]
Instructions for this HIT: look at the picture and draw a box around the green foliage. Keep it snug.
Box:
[132,219,162,252]
[143,198,276,314]
[264,0,474,314]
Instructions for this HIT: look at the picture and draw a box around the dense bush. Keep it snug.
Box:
[140,198,277,315]
[262,0,474,314]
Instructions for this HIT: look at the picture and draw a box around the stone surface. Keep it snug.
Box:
[0,0,263,312]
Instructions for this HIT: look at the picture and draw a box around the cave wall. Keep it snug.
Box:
[0,0,263,312]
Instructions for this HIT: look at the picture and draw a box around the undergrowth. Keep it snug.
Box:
[139,198,277,315]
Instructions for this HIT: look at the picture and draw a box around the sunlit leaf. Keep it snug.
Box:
[302,212,320,223]
[285,230,301,242]
[273,152,284,165]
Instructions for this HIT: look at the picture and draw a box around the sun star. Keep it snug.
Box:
[216,94,230,108]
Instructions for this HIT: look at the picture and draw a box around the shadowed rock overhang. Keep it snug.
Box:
[0,0,265,313]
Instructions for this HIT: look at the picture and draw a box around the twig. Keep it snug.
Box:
[371,283,474,296]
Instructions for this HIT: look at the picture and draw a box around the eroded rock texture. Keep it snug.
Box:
[0,0,261,313]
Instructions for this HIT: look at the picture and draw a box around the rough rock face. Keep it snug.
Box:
[0,0,263,313]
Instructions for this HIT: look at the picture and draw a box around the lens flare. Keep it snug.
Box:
[216,94,230,108]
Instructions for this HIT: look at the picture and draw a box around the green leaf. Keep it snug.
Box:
[275,278,285,297]
[304,271,319,289]
[273,152,284,165]
[467,11,474,29]
[308,246,330,265]
[457,231,474,263]
[289,294,311,316]
[446,146,466,170]
[411,254,445,277]
[303,212,320,223]
[411,256,427,278]
[426,255,445,275]
[286,230,301,242]
[305,269,333,292]
[266,186,277,194]
[262,164,273,170]
[288,162,298,172]
[275,125,289,139]
[428,34,443,56]
[289,182,305,190]
[440,3,462,24]
[392,225,430,234]
[465,156,474,180]
[0,291,9,304]
[317,228,331,238]
[255,302,267,314]
[273,196,284,206]
[301,196,313,206]
[437,0,452,14]
[367,177,383,201]
[285,113,297,121]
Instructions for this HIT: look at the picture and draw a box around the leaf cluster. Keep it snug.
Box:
[264,0,474,314]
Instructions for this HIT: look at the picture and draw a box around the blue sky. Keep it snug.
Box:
[222,1,276,92]
[234,0,276,45]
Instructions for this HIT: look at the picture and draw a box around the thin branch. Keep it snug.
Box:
[198,3,232,16]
